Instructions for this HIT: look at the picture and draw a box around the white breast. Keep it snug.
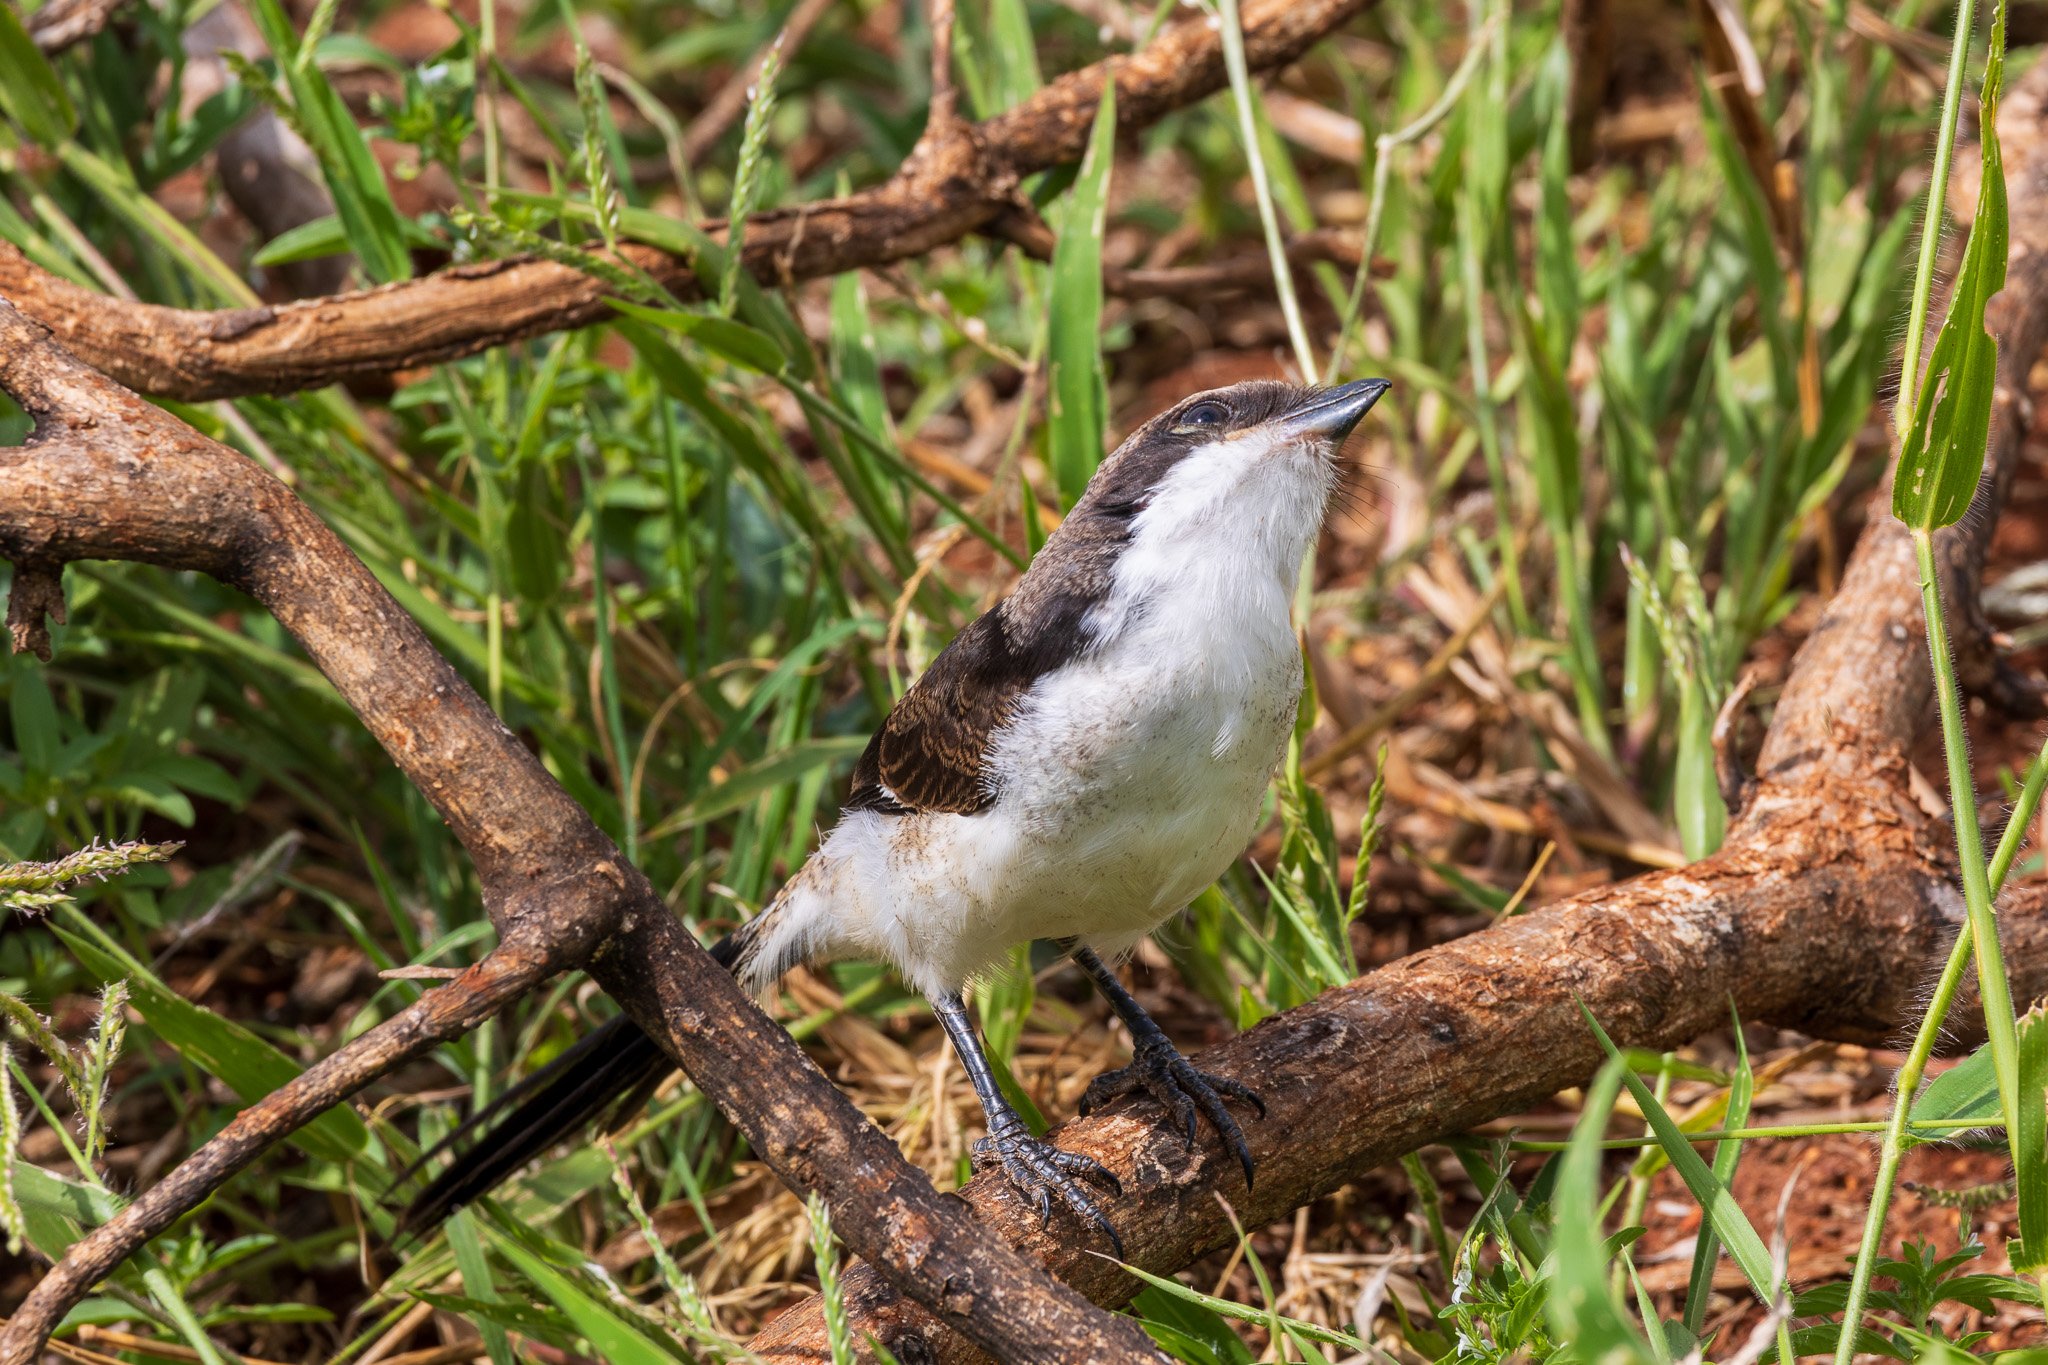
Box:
[744,440,1329,1000]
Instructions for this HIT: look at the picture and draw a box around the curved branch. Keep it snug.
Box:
[8,934,568,1327]
[0,0,1380,401]
[0,304,1163,1365]
[743,57,2048,1365]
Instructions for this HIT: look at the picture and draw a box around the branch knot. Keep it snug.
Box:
[6,561,65,662]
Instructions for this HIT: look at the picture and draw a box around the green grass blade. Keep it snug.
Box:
[243,0,413,283]
[1894,0,2008,531]
[1548,1056,1655,1361]
[1684,1009,1754,1333]
[644,736,867,838]
[1046,81,1115,508]
[1579,1002,1778,1302]
[490,1235,694,1365]
[0,3,76,148]
[2011,1001,2048,1274]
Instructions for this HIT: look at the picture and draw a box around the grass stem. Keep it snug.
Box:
[1833,535,2034,1362]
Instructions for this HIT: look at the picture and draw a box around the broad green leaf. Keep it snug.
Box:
[1111,1261,1370,1354]
[1046,81,1115,507]
[1133,1286,1257,1365]
[0,2,76,148]
[9,1160,122,1259]
[10,666,59,777]
[1894,0,2009,531]
[1914,1043,2003,1128]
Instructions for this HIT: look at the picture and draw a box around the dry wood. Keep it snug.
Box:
[739,58,2048,1365]
[0,0,1380,401]
[0,305,1163,1365]
[24,0,126,53]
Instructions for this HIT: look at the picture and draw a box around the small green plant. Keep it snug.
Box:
[0,838,179,915]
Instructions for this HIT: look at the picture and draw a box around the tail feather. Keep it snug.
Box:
[396,931,742,1236]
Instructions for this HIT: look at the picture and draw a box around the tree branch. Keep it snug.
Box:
[0,304,1164,1365]
[24,0,127,54]
[0,0,1381,401]
[740,56,2048,1365]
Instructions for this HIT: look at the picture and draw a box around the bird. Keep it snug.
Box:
[399,376,1392,1247]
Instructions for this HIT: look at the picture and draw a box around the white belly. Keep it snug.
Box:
[770,623,1302,998]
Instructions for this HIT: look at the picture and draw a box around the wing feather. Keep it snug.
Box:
[846,613,1019,814]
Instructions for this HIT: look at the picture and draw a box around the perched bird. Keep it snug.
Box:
[401,376,1391,1245]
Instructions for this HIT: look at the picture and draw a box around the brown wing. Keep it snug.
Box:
[844,491,1132,816]
[846,613,1022,814]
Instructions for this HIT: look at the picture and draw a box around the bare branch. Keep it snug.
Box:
[0,0,1381,400]
[5,562,63,661]
[0,302,1164,1365]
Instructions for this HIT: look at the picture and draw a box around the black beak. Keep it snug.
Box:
[1277,378,1392,442]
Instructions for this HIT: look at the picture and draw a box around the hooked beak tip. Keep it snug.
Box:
[1281,378,1392,442]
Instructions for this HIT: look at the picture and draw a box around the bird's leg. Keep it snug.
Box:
[930,992,1123,1251]
[1069,945,1265,1188]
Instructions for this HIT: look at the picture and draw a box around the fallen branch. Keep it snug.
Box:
[741,56,2048,1365]
[0,0,1380,401]
[0,305,1162,1365]
[23,0,126,53]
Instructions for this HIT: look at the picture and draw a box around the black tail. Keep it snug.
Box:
[396,932,741,1236]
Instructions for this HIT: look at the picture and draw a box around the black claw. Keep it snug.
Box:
[973,1118,1124,1249]
[1085,1040,1263,1188]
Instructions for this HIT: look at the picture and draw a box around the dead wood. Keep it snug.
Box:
[739,59,2048,1365]
[0,0,1381,401]
[24,0,126,53]
[0,307,1164,1365]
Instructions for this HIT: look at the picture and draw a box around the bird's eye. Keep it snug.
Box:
[1179,400,1228,428]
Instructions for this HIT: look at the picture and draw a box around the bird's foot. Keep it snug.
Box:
[972,1113,1124,1256]
[1079,1038,1265,1188]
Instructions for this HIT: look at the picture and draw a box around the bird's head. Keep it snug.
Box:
[1065,377,1390,578]
[1000,377,1390,651]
